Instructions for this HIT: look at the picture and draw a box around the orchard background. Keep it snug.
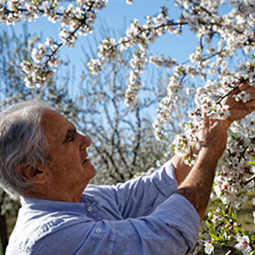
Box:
[0,0,255,254]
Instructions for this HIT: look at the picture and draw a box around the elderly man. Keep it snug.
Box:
[2,82,255,255]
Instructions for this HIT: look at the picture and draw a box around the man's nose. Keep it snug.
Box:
[79,133,91,150]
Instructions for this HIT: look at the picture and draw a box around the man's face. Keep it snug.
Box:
[40,110,96,200]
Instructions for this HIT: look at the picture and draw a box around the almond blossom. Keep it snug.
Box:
[234,235,252,255]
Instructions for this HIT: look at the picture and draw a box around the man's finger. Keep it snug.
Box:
[228,81,249,97]
[202,112,209,129]
[238,81,250,91]
[241,85,255,100]
[245,99,255,110]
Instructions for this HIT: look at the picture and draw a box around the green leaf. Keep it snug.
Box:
[210,233,220,242]
[250,234,255,242]
[248,161,255,166]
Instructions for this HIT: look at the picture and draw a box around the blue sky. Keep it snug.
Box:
[98,0,197,60]
[2,0,197,80]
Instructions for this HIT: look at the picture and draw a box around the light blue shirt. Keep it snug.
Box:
[6,161,200,255]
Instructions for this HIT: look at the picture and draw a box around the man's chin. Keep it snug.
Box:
[83,160,96,175]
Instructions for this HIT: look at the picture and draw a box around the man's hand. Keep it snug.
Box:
[222,82,255,129]
[198,115,228,161]
[174,81,255,220]
[197,82,255,163]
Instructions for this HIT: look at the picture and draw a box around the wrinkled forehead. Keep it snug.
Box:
[40,109,75,143]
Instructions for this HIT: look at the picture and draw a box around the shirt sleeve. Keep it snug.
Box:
[86,160,178,218]
[30,194,200,255]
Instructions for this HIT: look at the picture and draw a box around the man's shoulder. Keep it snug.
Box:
[84,184,116,199]
[7,216,64,254]
[7,200,93,254]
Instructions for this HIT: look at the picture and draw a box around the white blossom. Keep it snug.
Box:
[126,0,134,5]
[87,59,101,75]
[233,91,251,103]
[234,235,252,255]
[204,241,214,254]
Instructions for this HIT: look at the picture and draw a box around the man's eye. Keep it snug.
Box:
[69,136,74,142]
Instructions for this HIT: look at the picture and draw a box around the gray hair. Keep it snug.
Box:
[0,99,51,200]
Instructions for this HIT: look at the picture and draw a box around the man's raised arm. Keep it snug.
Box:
[172,82,255,220]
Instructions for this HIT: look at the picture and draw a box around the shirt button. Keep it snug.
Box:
[95,228,101,234]
[87,206,93,212]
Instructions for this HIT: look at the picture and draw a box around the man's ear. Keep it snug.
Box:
[17,163,47,184]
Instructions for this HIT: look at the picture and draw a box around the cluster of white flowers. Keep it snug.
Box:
[20,60,55,88]
[162,62,255,222]
[213,118,255,206]
[124,69,142,106]
[20,36,60,87]
[153,0,255,137]
[124,49,147,105]
[130,49,147,71]
[0,0,108,87]
[89,6,186,105]
[154,75,182,140]
[154,64,199,140]
[98,38,120,60]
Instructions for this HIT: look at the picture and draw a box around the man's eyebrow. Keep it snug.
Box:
[63,128,76,144]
